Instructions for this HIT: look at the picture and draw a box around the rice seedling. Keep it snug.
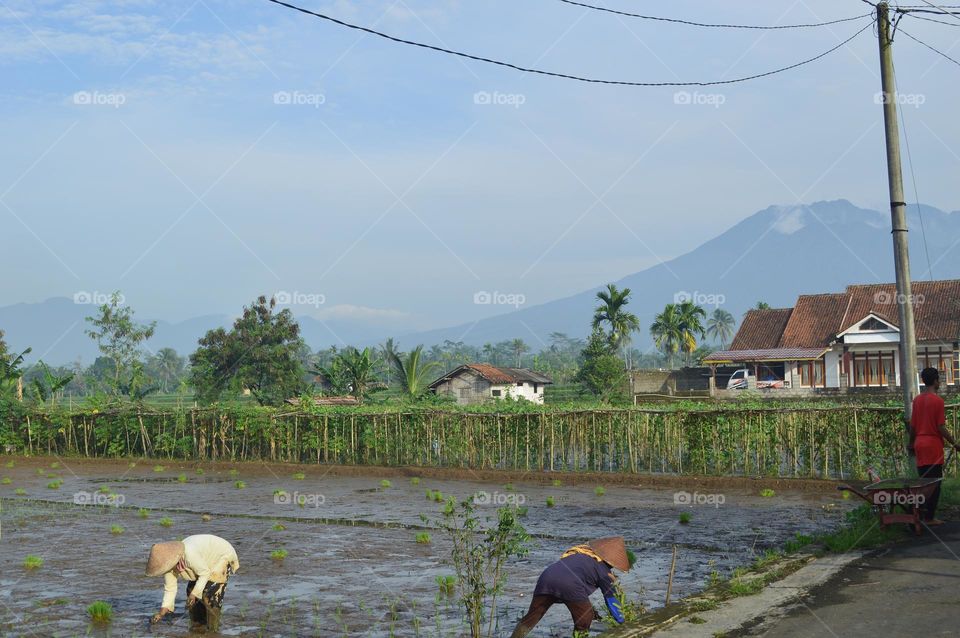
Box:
[425,489,435,500]
[177,473,188,483]
[626,549,637,569]
[271,548,288,561]
[50,462,60,469]
[138,508,149,518]
[159,517,174,527]
[46,472,58,479]
[297,494,307,508]
[46,480,62,489]
[435,575,456,596]
[546,496,556,507]
[195,468,205,475]
[87,601,113,624]
[594,486,606,497]
[23,555,43,570]
[433,491,444,503]
[410,477,421,486]
[380,479,392,489]
[784,533,814,554]
[272,522,286,531]
[153,465,166,473]
[551,479,562,487]
[110,525,124,535]
[293,472,305,480]
[97,486,112,494]
[415,532,432,544]
[679,512,692,525]
[1,477,11,485]
[504,483,515,492]
[759,488,776,498]
[229,469,240,477]
[15,488,26,495]
[4,460,13,468]
[234,480,246,489]
[201,514,213,522]
[35,468,44,476]
[516,506,529,517]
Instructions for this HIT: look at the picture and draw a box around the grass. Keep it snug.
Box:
[45,472,58,479]
[410,477,421,486]
[47,480,62,489]
[551,479,562,487]
[759,488,776,498]
[138,508,149,518]
[380,479,392,489]
[153,465,165,473]
[110,525,124,535]
[98,486,112,494]
[783,532,814,554]
[272,522,286,531]
[435,575,456,596]
[594,486,606,497]
[679,512,692,525]
[546,496,556,507]
[159,517,174,528]
[1,477,11,485]
[271,548,288,561]
[234,480,246,489]
[293,472,306,480]
[415,532,432,544]
[626,548,637,569]
[195,468,205,475]
[177,473,188,483]
[50,462,60,469]
[23,555,43,570]
[229,469,240,477]
[516,506,529,517]
[86,601,113,624]
[15,488,26,495]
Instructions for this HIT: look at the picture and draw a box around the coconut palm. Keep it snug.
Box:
[338,347,377,401]
[650,304,682,369]
[388,344,440,399]
[677,301,707,366]
[592,284,641,368]
[510,339,530,367]
[706,309,736,349]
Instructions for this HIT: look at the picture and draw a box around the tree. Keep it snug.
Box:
[650,304,683,369]
[575,329,627,402]
[755,301,771,310]
[28,361,74,405]
[190,296,306,406]
[677,301,707,366]
[592,284,641,368]
[387,344,440,399]
[509,339,529,367]
[84,292,156,394]
[0,343,30,398]
[0,329,8,364]
[706,309,736,349]
[146,348,186,393]
[313,347,377,401]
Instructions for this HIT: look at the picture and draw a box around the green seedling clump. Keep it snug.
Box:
[159,517,174,528]
[195,468,205,475]
[177,474,187,483]
[272,522,286,531]
[229,469,240,477]
[50,462,60,469]
[87,601,113,624]
[516,506,529,517]
[97,486,112,494]
[1,477,11,485]
[234,480,246,489]
[110,525,124,535]
[47,480,62,489]
[380,479,392,489]
[4,460,13,468]
[293,472,306,480]
[551,479,562,487]
[138,508,149,518]
[153,465,166,473]
[46,472,58,479]
[410,477,421,486]
[23,555,43,570]
[679,512,692,525]
[504,483,515,492]
[415,532,432,544]
[626,548,637,569]
[594,486,606,497]
[435,575,456,596]
[15,488,26,495]
[759,488,776,498]
[546,496,556,507]
[271,548,288,561]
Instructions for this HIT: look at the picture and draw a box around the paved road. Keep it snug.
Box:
[741,522,960,637]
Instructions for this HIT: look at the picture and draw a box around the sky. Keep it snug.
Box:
[2,0,958,335]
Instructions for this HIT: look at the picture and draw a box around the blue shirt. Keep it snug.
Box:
[533,553,616,602]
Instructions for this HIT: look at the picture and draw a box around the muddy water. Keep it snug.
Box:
[0,456,851,637]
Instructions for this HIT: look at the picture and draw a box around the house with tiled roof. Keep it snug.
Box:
[704,280,960,393]
[429,364,553,404]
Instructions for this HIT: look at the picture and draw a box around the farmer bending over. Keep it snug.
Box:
[908,367,960,525]
[510,536,630,638]
[146,533,240,632]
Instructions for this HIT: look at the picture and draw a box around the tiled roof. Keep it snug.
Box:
[429,364,552,388]
[704,347,828,363]
[841,280,960,342]
[730,308,792,350]
[780,293,850,348]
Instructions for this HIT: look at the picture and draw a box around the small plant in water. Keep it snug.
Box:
[153,465,165,473]
[271,548,288,561]
[1,477,11,485]
[15,488,26,495]
[504,483,515,492]
[4,460,13,468]
[50,462,60,469]
[110,525,124,535]
[594,486,606,497]
[435,575,456,596]
[229,468,240,477]
[23,555,43,570]
[234,480,246,489]
[759,488,776,498]
[138,508,149,518]
[679,512,692,525]
[159,517,174,527]
[410,477,421,486]
[178,474,188,483]
[46,472,58,479]
[416,532,432,544]
[546,496,556,507]
[380,479,392,489]
[47,480,62,489]
[293,472,306,480]
[87,601,113,624]
[273,522,286,531]
[516,506,529,517]
[195,467,205,475]
[551,479,562,487]
[98,486,112,494]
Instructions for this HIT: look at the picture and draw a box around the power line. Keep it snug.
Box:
[553,0,872,29]
[263,0,874,87]
[904,13,960,26]
[898,27,960,68]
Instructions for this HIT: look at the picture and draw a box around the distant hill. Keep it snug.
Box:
[3,200,957,364]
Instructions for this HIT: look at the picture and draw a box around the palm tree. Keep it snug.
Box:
[510,339,530,367]
[706,309,736,349]
[677,301,707,366]
[338,347,377,402]
[481,343,497,365]
[592,283,641,368]
[152,347,184,393]
[650,304,682,369]
[388,344,440,399]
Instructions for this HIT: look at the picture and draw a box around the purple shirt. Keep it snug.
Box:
[533,553,616,602]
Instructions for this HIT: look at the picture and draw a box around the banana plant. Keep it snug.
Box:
[29,361,74,405]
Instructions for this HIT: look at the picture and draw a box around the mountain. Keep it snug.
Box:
[3,200,958,364]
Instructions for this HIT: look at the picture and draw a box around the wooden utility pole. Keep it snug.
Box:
[876,2,919,424]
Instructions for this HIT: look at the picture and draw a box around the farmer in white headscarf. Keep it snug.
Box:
[145,534,240,632]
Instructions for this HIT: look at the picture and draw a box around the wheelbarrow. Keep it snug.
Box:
[837,476,942,535]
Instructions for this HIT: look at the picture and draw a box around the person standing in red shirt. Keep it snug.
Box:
[908,367,960,525]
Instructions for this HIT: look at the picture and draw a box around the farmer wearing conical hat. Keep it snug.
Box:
[509,536,630,637]
[146,534,240,632]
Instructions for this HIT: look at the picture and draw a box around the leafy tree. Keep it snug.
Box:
[650,304,683,368]
[84,292,156,394]
[677,301,707,365]
[28,361,74,405]
[755,301,771,310]
[387,344,440,399]
[509,338,530,367]
[146,348,186,393]
[0,342,30,398]
[592,284,641,368]
[313,347,377,401]
[706,309,736,349]
[0,329,7,364]
[190,296,306,406]
[575,329,627,402]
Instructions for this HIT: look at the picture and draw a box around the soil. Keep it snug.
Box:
[0,455,853,637]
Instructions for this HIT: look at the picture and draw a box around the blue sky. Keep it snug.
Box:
[2,0,958,334]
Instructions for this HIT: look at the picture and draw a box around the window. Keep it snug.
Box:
[859,317,889,331]
[516,382,523,387]
[533,383,539,393]
[492,389,501,397]
[851,352,895,387]
[799,359,826,388]
[918,348,956,386]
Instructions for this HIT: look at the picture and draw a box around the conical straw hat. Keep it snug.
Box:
[588,536,630,571]
[145,541,185,577]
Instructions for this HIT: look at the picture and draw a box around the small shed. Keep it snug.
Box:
[429,364,552,405]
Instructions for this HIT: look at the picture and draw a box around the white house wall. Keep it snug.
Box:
[825,350,841,387]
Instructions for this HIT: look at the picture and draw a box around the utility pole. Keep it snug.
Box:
[876,2,919,424]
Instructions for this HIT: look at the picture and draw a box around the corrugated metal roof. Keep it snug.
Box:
[704,347,828,363]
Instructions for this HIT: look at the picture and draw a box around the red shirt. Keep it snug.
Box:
[911,391,946,466]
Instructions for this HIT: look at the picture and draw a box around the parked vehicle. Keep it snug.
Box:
[727,368,785,390]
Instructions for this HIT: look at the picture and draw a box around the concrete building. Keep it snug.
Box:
[429,364,552,405]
